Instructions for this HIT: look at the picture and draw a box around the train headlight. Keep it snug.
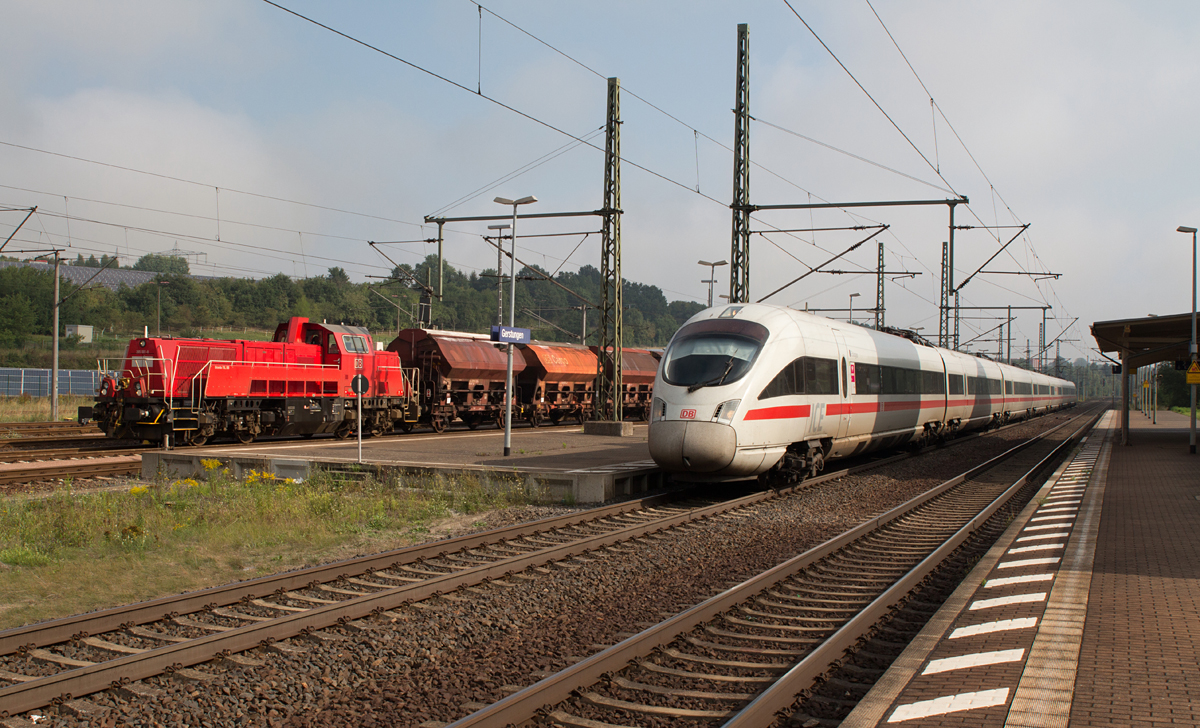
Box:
[713,399,740,423]
[650,397,666,423]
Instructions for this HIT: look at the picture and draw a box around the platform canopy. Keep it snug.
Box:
[1091,311,1195,369]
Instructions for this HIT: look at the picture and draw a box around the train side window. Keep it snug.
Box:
[947,374,963,395]
[856,363,881,395]
[805,357,838,395]
[759,359,801,400]
[1006,381,1013,395]
[841,358,847,398]
[922,370,945,395]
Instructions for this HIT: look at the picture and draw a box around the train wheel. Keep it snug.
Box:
[397,419,414,433]
[528,411,542,428]
[430,417,448,433]
[464,416,480,431]
[495,413,506,430]
[235,430,255,444]
[334,423,354,440]
[301,432,315,439]
[548,412,562,426]
[575,410,586,426]
[187,432,209,447]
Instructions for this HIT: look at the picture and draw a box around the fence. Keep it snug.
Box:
[0,368,103,397]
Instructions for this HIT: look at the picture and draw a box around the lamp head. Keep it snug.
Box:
[494,195,537,206]
[1179,226,1198,234]
[487,224,510,230]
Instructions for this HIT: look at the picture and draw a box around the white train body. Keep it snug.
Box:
[648,303,1076,482]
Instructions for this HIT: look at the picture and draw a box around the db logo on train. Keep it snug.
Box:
[680,409,697,419]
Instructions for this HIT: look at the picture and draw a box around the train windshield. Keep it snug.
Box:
[662,319,768,390]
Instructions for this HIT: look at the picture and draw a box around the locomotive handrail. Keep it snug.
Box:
[97,356,177,399]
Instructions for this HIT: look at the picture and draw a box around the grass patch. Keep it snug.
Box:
[0,465,537,629]
[0,394,95,423]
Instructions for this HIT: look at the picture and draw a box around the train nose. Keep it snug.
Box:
[648,420,737,472]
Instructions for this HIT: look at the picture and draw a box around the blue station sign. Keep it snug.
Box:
[491,326,531,344]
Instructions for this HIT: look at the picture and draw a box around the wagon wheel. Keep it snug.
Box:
[495,412,506,430]
[548,411,562,426]
[575,409,586,426]
[637,405,648,422]
[528,410,542,428]
[464,415,481,431]
[235,430,255,444]
[334,422,354,440]
[430,416,448,433]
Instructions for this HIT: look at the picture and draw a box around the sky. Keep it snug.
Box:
[2,0,1199,364]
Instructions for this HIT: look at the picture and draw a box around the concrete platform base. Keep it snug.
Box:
[142,422,664,503]
[582,421,634,437]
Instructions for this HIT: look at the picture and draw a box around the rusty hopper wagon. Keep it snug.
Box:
[517,342,597,426]
[388,329,525,432]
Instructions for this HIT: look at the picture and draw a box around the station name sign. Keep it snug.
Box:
[491,326,531,344]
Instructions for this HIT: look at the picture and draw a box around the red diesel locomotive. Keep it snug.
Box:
[88,317,419,445]
[89,319,663,446]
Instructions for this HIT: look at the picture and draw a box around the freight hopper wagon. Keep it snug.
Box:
[388,329,524,432]
[518,342,597,426]
[591,347,662,421]
[89,317,418,445]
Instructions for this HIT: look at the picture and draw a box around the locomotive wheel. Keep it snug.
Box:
[235,430,255,444]
[397,419,414,433]
[187,432,209,447]
[334,422,354,440]
[430,417,448,433]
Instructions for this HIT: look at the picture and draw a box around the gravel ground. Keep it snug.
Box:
[20,412,1077,728]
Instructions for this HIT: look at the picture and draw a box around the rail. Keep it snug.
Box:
[443,407,1099,727]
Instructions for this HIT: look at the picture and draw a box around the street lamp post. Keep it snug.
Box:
[487,223,510,327]
[495,196,537,457]
[849,293,861,325]
[1179,225,1197,453]
[698,260,728,307]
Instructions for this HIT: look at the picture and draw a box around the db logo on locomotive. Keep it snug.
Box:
[679,409,697,419]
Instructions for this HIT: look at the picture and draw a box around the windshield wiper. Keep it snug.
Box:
[687,357,735,393]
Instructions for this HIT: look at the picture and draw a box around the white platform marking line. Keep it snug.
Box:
[1007,543,1065,554]
[969,592,1047,610]
[950,617,1038,639]
[922,648,1026,675]
[1037,506,1079,514]
[1042,498,1081,505]
[984,573,1054,588]
[998,556,1061,569]
[1017,532,1070,542]
[1029,516,1075,524]
[887,688,1010,723]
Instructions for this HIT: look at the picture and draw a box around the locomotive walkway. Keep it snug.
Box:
[843,407,1200,727]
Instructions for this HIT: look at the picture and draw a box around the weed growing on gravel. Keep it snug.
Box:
[0,466,536,628]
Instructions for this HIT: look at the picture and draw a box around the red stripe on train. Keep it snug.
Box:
[743,405,811,420]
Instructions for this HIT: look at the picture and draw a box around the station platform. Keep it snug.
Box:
[140,422,662,503]
[842,407,1200,727]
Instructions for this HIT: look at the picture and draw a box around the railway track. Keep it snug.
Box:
[445,408,1099,727]
[0,433,945,718]
[0,408,1091,721]
[0,422,101,438]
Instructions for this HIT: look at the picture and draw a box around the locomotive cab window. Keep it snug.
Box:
[662,318,768,389]
[342,335,369,354]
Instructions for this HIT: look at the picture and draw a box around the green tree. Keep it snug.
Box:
[132,254,189,275]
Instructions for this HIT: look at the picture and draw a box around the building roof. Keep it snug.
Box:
[1091,312,1196,369]
[0,260,217,292]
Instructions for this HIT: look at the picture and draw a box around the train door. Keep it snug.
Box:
[830,330,851,442]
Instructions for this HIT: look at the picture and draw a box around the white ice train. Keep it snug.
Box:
[648,303,1076,484]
